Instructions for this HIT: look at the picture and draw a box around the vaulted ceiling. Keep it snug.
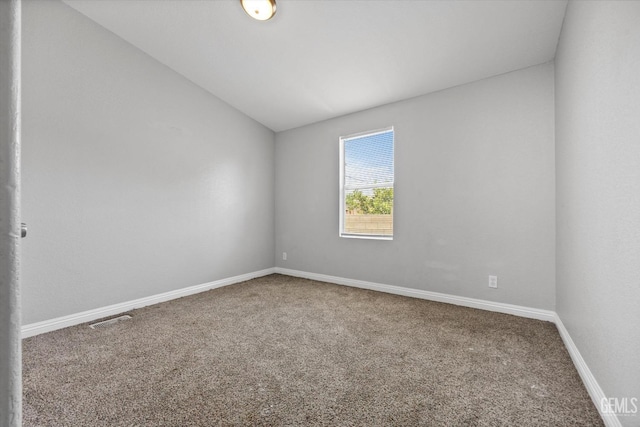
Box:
[64,0,567,132]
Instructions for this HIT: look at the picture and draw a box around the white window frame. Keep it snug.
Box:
[339,126,394,240]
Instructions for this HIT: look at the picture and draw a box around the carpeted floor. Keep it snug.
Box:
[23,274,603,426]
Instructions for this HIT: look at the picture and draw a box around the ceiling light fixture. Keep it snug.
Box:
[240,0,277,21]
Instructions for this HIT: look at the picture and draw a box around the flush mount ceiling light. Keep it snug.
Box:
[240,0,277,21]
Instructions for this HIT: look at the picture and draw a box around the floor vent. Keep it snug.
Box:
[89,315,132,329]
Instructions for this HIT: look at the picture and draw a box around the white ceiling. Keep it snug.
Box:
[64,0,567,132]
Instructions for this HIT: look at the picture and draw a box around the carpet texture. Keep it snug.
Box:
[23,274,603,426]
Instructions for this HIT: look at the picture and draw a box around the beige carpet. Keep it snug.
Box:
[23,274,603,426]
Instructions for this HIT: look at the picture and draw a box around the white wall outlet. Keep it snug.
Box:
[282,252,287,261]
[489,275,498,288]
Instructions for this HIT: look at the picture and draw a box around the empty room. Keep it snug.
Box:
[1,0,638,425]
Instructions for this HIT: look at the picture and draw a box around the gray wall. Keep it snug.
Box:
[555,1,640,423]
[21,0,275,324]
[276,63,556,310]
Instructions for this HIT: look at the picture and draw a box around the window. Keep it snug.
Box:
[340,127,394,239]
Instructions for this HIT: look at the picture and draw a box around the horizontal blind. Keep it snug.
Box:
[344,128,394,191]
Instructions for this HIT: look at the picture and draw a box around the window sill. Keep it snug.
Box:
[340,234,393,241]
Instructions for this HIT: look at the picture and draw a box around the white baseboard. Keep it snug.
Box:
[21,267,275,338]
[274,267,555,322]
[554,314,622,427]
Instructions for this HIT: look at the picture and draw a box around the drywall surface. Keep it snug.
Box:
[276,63,555,310]
[21,0,275,324]
[555,2,640,424]
[0,1,22,425]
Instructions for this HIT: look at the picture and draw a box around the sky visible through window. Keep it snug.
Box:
[344,130,394,193]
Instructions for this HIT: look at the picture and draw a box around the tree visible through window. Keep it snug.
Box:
[340,127,394,239]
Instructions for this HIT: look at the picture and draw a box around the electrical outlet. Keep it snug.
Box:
[282,252,287,261]
[488,275,498,288]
